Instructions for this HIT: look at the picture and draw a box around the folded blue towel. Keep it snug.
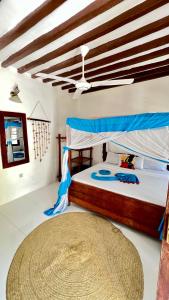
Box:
[91,170,139,184]
[91,172,117,181]
[115,173,139,184]
[99,169,111,175]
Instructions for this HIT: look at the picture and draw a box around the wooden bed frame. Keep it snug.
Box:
[57,135,169,297]
[68,143,167,238]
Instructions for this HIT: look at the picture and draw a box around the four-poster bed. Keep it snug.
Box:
[47,113,169,240]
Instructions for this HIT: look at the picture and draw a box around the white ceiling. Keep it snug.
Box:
[0,0,169,90]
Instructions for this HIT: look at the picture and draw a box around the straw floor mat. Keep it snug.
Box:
[7,212,144,300]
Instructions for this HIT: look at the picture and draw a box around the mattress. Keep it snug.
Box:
[72,162,169,207]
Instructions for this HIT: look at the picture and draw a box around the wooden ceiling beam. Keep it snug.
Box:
[59,47,169,90]
[33,14,169,77]
[2,1,122,69]
[16,0,169,73]
[0,0,121,67]
[68,65,169,94]
[0,0,65,51]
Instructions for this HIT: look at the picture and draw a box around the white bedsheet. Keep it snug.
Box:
[72,163,169,207]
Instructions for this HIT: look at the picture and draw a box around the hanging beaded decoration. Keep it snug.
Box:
[27,101,51,162]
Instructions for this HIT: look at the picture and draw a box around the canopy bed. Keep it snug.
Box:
[46,113,169,239]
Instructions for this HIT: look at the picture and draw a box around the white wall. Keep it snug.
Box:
[0,68,60,206]
[55,87,75,135]
[74,76,169,117]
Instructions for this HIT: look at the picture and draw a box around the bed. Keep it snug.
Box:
[69,161,169,238]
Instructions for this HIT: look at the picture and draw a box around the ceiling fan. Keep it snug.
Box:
[37,45,134,99]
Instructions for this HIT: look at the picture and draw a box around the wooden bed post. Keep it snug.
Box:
[56,134,66,182]
[57,134,61,182]
[102,143,107,161]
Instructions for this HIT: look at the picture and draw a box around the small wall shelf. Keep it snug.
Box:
[69,147,93,175]
[56,134,93,181]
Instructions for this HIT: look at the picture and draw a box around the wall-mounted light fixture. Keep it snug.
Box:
[9,84,22,103]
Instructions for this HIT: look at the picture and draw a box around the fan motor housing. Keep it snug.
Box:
[75,81,91,90]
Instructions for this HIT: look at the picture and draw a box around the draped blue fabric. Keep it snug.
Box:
[158,216,164,240]
[44,146,71,216]
[44,165,71,216]
[67,112,169,133]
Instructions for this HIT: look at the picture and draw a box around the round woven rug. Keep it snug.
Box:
[7,212,144,300]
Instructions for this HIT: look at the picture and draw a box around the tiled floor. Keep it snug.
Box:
[0,182,161,300]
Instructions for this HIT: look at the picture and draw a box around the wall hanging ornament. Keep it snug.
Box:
[27,101,51,162]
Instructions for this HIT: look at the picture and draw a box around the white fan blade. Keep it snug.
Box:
[91,78,134,87]
[37,73,78,85]
[73,89,83,99]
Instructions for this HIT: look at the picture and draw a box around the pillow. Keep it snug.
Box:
[106,152,119,165]
[135,157,144,170]
[143,158,166,171]
[119,154,135,169]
